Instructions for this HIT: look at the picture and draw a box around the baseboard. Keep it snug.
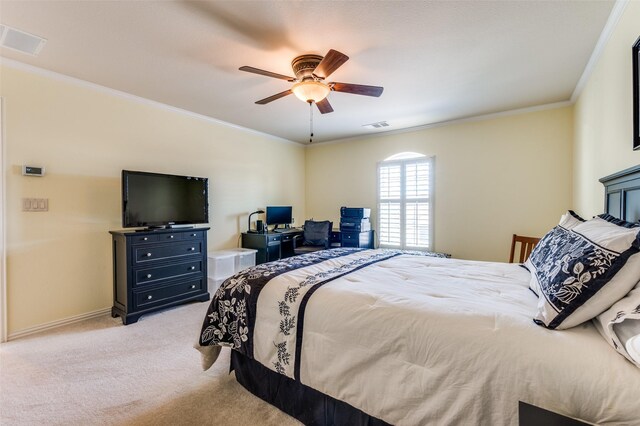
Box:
[7,307,111,341]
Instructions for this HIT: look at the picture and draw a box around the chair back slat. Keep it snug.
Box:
[509,234,541,263]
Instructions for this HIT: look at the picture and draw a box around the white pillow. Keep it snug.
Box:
[559,210,587,229]
[528,216,640,329]
[593,285,640,367]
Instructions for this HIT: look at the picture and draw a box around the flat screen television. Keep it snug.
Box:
[266,206,292,227]
[122,170,209,229]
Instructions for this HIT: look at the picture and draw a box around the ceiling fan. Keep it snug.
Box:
[239,49,383,114]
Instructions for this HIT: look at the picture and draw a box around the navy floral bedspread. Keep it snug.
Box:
[198,248,448,361]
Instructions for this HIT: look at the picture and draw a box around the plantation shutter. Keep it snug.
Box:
[378,163,402,247]
[378,157,433,250]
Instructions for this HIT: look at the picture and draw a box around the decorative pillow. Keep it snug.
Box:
[524,210,585,296]
[593,285,640,368]
[303,220,332,246]
[527,216,640,329]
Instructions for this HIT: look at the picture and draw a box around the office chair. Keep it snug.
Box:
[293,220,332,255]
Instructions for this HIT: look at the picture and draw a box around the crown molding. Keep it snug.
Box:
[571,0,629,102]
[311,100,573,147]
[0,57,299,146]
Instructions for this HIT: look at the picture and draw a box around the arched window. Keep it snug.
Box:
[377,153,434,250]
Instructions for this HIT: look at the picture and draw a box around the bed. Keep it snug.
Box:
[196,166,640,425]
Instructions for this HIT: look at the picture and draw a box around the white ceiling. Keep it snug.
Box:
[0,0,615,144]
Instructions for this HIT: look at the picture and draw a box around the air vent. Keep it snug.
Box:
[0,25,46,56]
[363,121,390,129]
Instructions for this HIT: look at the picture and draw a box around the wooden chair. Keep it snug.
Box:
[509,234,541,263]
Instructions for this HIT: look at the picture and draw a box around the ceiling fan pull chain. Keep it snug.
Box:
[309,100,314,143]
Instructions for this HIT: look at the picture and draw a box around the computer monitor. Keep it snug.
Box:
[266,206,292,227]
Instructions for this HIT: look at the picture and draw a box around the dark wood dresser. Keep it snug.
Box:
[109,227,210,325]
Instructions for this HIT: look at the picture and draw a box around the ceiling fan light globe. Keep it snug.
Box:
[291,81,330,103]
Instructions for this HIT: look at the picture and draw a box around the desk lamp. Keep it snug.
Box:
[248,210,265,233]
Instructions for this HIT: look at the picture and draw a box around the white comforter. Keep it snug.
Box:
[249,251,640,425]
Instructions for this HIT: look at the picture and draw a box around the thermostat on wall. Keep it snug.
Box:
[22,165,45,176]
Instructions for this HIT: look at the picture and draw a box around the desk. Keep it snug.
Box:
[241,230,303,265]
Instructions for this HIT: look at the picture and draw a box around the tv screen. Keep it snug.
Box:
[266,206,292,226]
[122,170,208,228]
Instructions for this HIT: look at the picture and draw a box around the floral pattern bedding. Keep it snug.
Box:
[198,248,446,375]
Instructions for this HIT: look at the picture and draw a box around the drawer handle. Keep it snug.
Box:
[143,237,148,241]
[189,266,195,270]
[170,235,174,239]
[190,284,196,289]
[191,233,197,237]
[146,253,152,257]
[147,295,153,300]
[189,247,195,251]
[146,274,152,279]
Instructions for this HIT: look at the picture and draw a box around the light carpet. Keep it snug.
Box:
[0,302,301,426]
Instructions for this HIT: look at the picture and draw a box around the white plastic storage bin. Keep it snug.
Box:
[207,250,237,292]
[230,248,257,273]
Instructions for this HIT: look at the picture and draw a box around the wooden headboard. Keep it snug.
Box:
[599,165,640,222]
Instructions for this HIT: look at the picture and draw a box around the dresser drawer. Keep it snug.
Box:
[341,239,361,248]
[131,234,159,244]
[341,231,372,248]
[267,235,280,244]
[341,232,367,242]
[281,234,295,242]
[134,241,202,264]
[135,260,202,286]
[183,230,204,240]
[159,232,182,242]
[134,279,204,309]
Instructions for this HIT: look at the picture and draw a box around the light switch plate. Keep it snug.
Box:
[22,198,48,211]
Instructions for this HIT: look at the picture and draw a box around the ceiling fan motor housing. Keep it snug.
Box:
[291,54,323,81]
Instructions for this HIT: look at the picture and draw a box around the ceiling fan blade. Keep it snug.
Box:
[255,89,292,105]
[314,49,349,79]
[331,82,384,97]
[239,66,295,81]
[316,98,334,114]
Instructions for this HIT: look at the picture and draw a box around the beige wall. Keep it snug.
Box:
[0,65,305,335]
[306,107,574,262]
[574,1,640,217]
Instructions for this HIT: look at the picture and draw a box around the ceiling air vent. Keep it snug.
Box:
[363,121,390,129]
[0,25,47,56]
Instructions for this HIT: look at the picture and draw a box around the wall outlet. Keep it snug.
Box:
[22,198,48,212]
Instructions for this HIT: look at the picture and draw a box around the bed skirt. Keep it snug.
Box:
[230,350,390,426]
